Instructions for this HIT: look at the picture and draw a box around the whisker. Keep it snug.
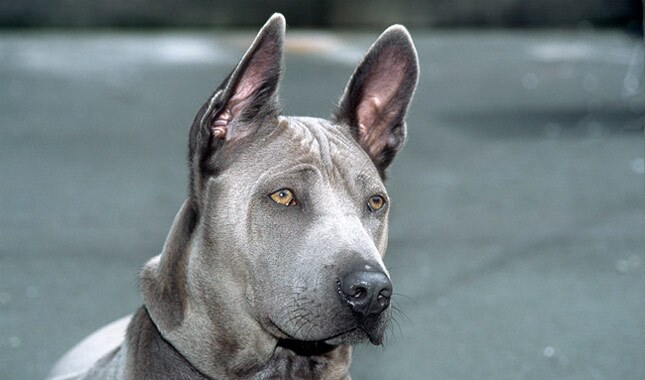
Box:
[392,305,412,324]
[390,315,403,337]
[386,265,411,271]
[392,292,417,304]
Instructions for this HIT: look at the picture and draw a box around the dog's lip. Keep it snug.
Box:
[268,318,358,343]
[319,327,360,342]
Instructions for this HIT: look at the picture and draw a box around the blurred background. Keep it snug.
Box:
[0,0,643,30]
[1,1,643,379]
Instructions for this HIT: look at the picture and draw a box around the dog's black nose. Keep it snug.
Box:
[340,269,392,317]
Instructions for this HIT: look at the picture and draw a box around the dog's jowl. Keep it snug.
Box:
[47,13,418,380]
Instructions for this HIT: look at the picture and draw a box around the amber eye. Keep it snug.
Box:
[367,195,386,212]
[269,189,298,206]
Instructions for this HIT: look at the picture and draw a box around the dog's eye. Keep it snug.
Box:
[367,195,386,212]
[269,189,298,206]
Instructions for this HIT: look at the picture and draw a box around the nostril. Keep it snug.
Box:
[378,287,392,300]
[378,281,392,298]
[352,286,367,299]
[377,288,391,307]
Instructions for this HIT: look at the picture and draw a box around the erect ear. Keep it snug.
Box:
[188,13,285,200]
[333,25,419,176]
[200,13,284,141]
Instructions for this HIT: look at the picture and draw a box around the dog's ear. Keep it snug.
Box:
[188,13,285,199]
[201,13,284,141]
[334,25,418,177]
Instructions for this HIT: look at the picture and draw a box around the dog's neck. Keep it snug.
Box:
[123,307,211,379]
[125,306,352,379]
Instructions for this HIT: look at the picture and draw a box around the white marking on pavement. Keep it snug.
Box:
[528,41,632,64]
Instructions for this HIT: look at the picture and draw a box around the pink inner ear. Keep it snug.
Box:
[228,49,278,119]
[211,109,231,139]
[212,74,262,140]
[211,38,279,141]
[356,51,407,156]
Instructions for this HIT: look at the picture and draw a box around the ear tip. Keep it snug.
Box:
[379,24,419,69]
[265,13,287,31]
[385,24,410,34]
[382,24,415,46]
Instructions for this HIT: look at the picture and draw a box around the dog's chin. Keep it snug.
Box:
[323,327,385,346]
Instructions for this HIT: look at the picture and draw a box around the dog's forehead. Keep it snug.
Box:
[222,116,385,193]
[229,116,378,183]
[268,116,378,179]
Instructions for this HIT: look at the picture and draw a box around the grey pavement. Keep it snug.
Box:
[0,29,643,379]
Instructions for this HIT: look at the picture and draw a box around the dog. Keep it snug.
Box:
[47,13,418,380]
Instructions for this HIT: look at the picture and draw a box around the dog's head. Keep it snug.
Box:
[141,13,418,374]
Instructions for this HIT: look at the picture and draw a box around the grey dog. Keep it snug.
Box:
[47,13,418,380]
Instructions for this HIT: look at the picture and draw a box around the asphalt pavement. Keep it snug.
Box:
[0,28,643,379]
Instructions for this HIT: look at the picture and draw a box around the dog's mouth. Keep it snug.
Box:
[276,338,338,356]
[274,328,367,356]
[269,320,350,356]
[269,318,383,355]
